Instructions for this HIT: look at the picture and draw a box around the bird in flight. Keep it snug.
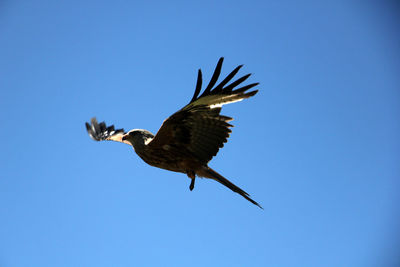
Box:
[85,58,262,208]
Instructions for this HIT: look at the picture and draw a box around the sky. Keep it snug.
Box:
[0,1,399,266]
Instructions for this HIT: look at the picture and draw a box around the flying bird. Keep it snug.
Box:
[85,58,262,208]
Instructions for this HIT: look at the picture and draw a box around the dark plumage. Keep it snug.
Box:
[85,58,262,208]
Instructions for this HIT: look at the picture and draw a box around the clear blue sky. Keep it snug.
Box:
[1,1,399,266]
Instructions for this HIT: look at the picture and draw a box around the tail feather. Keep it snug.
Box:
[199,167,263,209]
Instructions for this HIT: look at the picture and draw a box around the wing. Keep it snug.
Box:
[148,57,258,163]
[85,117,130,145]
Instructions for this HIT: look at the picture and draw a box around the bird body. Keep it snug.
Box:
[86,58,262,208]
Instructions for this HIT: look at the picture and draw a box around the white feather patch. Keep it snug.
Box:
[209,98,244,108]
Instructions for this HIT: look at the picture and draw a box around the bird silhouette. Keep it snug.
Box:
[85,58,261,208]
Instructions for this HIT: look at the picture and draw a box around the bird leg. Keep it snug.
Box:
[189,178,195,191]
[187,171,196,191]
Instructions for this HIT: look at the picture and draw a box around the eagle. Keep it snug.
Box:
[85,58,262,208]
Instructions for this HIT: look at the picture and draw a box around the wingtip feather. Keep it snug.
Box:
[85,117,125,142]
[188,58,259,106]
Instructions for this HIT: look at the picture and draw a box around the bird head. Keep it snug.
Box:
[122,129,154,147]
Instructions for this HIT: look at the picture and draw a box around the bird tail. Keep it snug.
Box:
[198,166,263,209]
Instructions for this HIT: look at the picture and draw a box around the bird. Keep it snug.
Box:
[85,57,262,208]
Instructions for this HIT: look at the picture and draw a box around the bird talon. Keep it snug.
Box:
[189,178,195,191]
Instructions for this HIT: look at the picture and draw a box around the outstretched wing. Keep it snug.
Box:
[148,57,258,163]
[85,117,130,145]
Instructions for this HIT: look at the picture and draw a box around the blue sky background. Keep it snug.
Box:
[0,1,399,266]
